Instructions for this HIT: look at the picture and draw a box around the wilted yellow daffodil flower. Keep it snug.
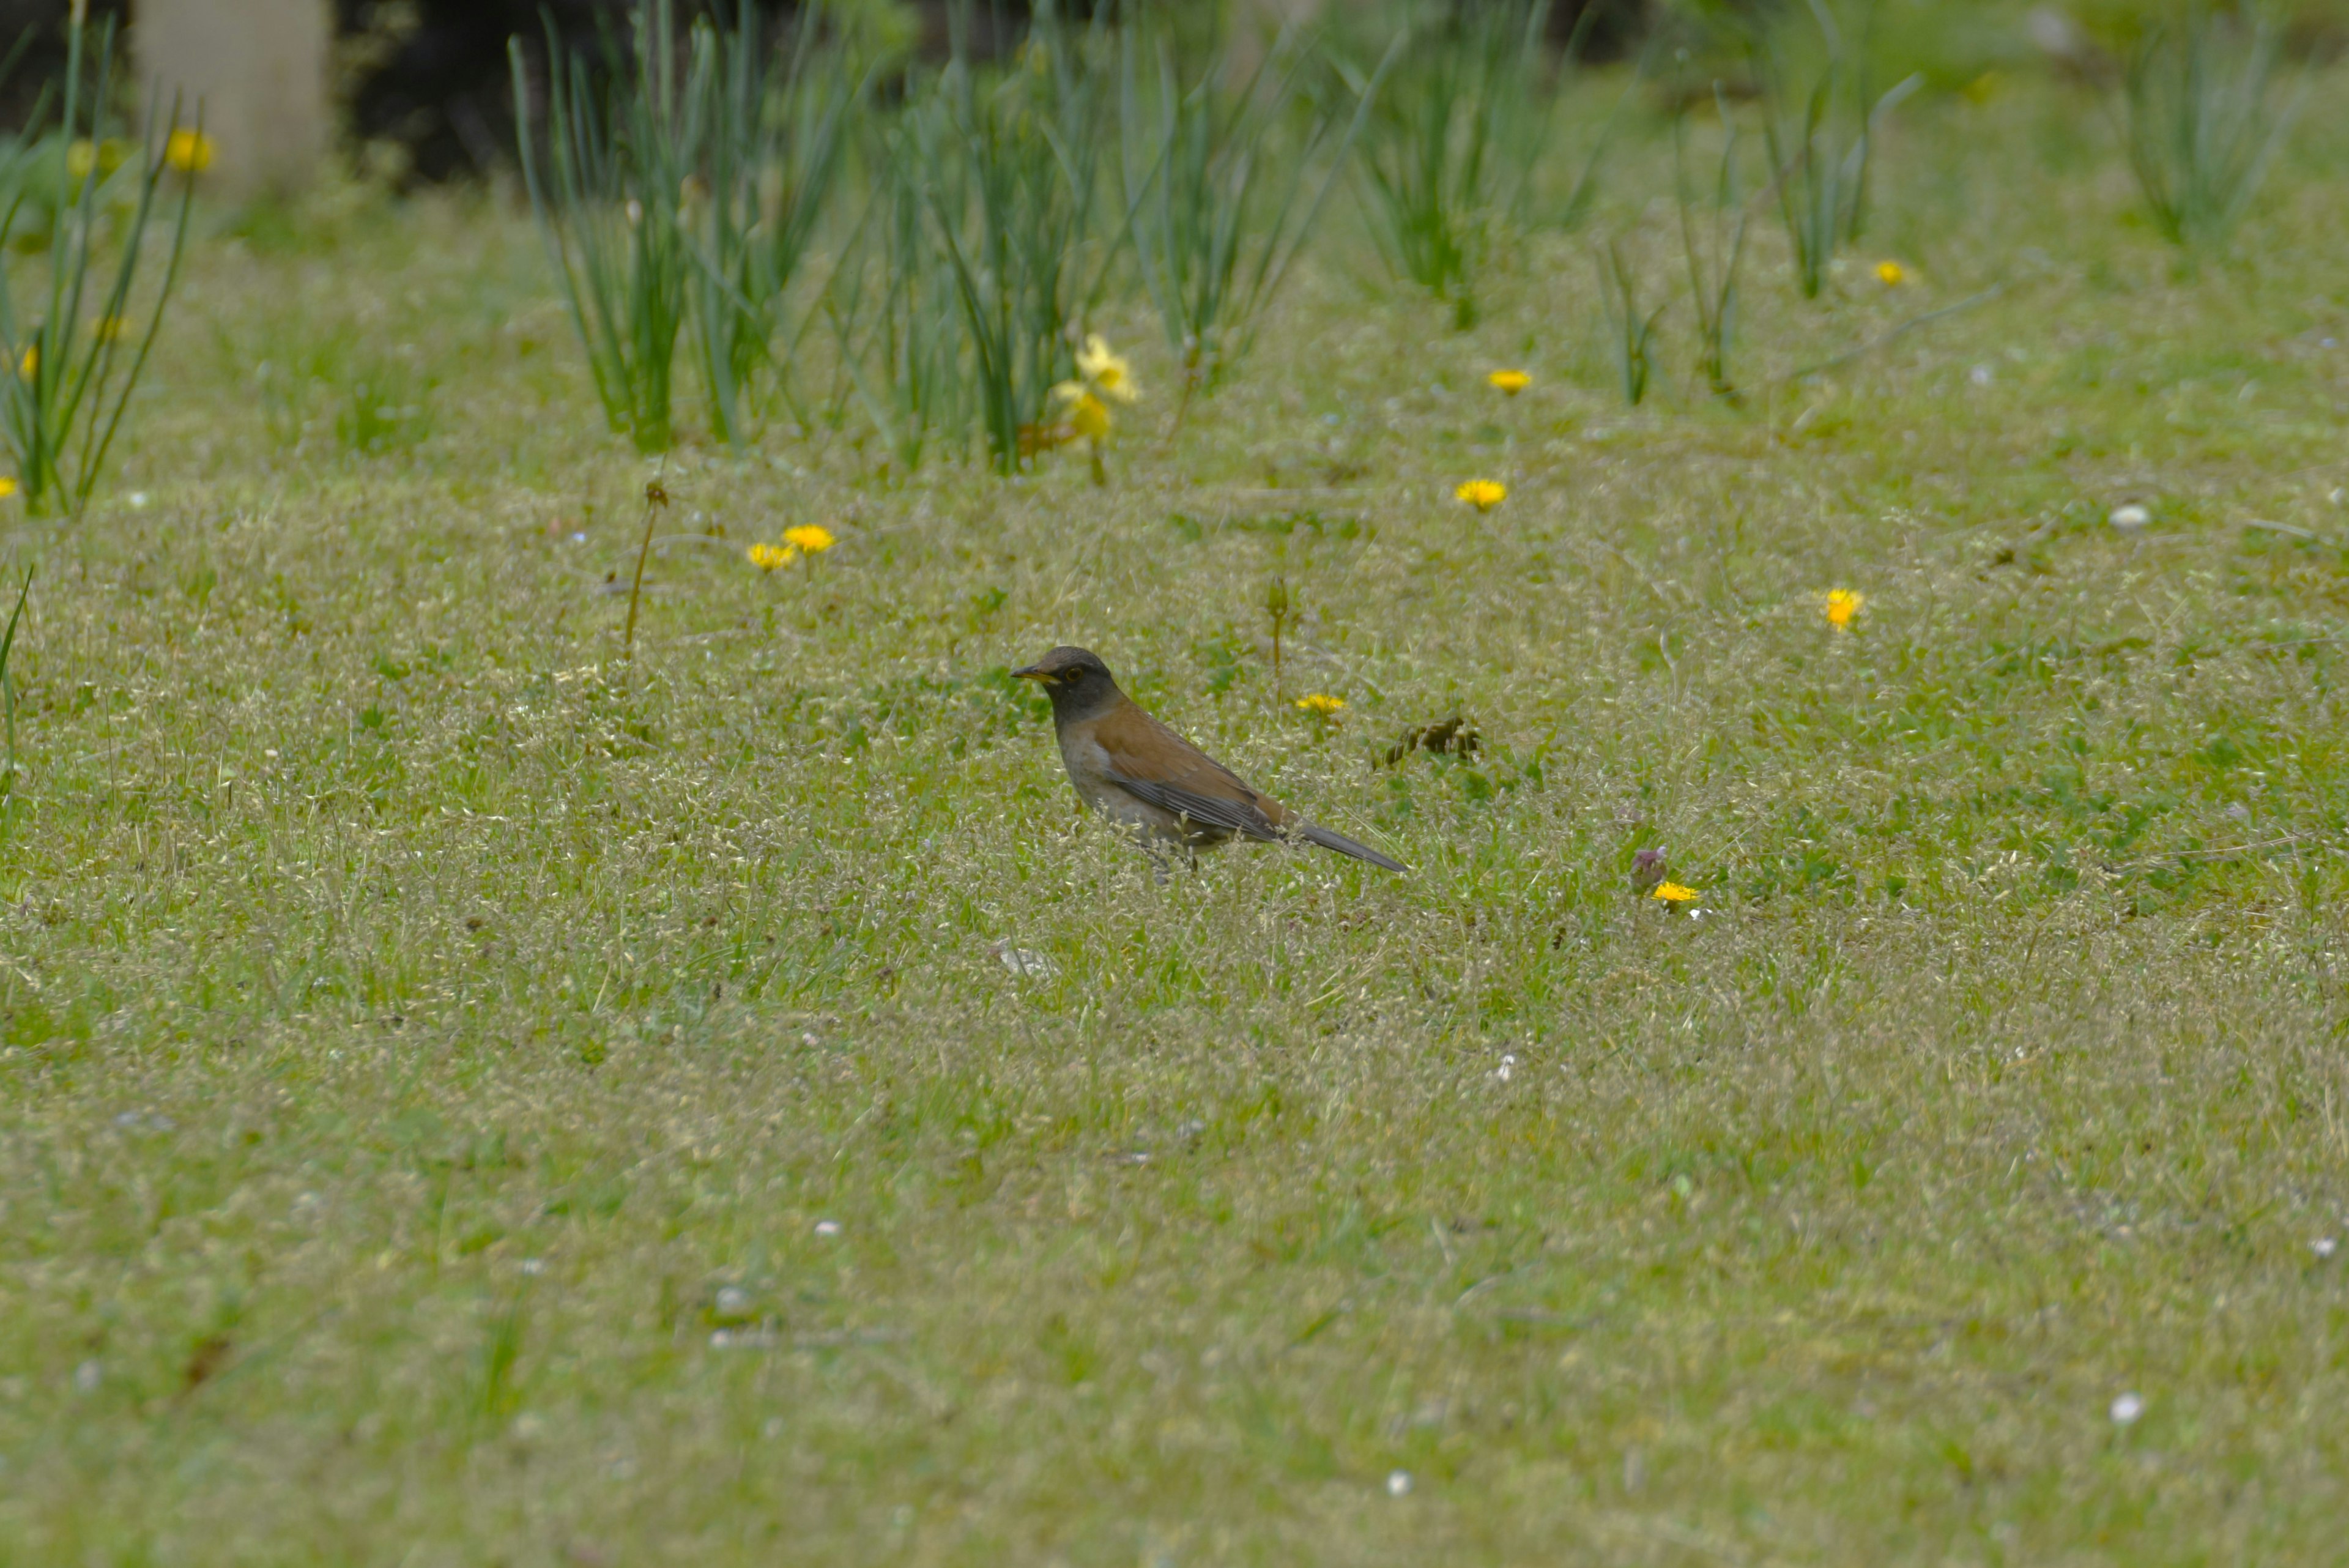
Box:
[1075,334,1138,404]
[1294,693,1346,716]
[783,524,836,555]
[1824,588,1865,630]
[1487,370,1531,395]
[1053,382,1112,442]
[1456,479,1506,512]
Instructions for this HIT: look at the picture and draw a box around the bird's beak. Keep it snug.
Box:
[1012,665,1045,681]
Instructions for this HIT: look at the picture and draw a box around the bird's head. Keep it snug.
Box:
[1012,645,1120,717]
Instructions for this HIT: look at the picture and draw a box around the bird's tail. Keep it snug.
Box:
[1294,822,1406,872]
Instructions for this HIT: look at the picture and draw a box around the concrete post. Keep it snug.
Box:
[135,0,333,200]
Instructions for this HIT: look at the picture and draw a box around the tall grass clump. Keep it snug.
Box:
[2120,2,2301,250]
[1751,0,1918,300]
[1119,16,1380,417]
[916,4,1118,474]
[1595,239,1662,406]
[513,0,711,452]
[1678,87,1750,401]
[688,3,859,440]
[1350,0,1558,329]
[0,563,28,803]
[825,111,978,472]
[0,7,196,518]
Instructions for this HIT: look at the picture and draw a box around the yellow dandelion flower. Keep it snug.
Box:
[93,316,130,343]
[1651,881,1699,902]
[165,129,216,174]
[1294,693,1346,716]
[1824,588,1865,630]
[1456,479,1506,512]
[1487,369,1531,395]
[1875,260,1907,286]
[782,524,836,555]
[746,543,796,572]
[1075,333,1137,404]
[0,477,17,499]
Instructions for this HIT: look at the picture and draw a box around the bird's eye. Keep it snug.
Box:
[1061,669,1084,683]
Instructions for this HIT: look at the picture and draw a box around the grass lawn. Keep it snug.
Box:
[4,54,2349,1566]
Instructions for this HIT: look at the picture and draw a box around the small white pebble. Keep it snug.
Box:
[1386,1469,1412,1497]
[2109,503,2150,533]
[2314,1236,2338,1259]
[2110,1392,2144,1425]
[814,1219,842,1238]
[73,1360,100,1394]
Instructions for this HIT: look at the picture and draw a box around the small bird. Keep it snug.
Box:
[1013,645,1405,872]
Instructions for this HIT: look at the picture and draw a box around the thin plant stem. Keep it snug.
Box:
[623,475,669,663]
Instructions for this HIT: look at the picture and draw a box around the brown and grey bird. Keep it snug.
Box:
[1013,645,1405,872]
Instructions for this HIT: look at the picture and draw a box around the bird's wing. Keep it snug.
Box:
[1093,704,1286,841]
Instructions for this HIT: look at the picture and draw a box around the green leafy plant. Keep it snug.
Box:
[1353,0,1598,330]
[0,8,196,518]
[512,0,712,452]
[1753,0,1920,300]
[1120,17,1385,417]
[1678,87,1751,401]
[0,563,28,800]
[1595,239,1663,406]
[2120,2,2301,250]
[688,2,859,440]
[823,128,978,474]
[919,3,1117,474]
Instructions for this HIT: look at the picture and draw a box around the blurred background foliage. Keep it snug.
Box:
[0,1,2331,186]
